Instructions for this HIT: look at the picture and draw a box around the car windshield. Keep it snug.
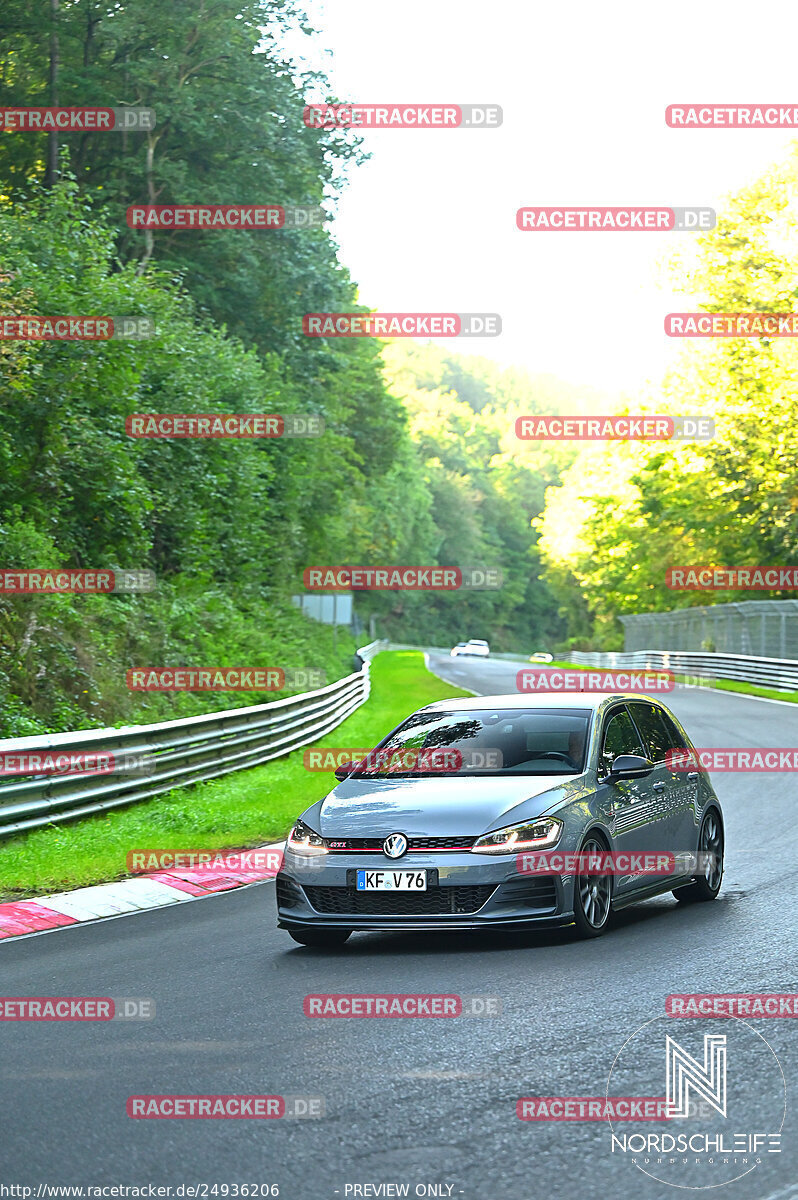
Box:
[350,707,592,776]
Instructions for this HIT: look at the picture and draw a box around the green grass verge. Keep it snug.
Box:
[686,676,798,703]
[0,651,470,901]
[548,660,798,704]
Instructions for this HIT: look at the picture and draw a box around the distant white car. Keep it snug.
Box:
[452,639,490,658]
[529,652,554,663]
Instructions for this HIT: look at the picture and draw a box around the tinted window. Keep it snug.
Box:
[599,707,644,776]
[657,709,687,753]
[351,707,592,776]
[628,702,675,763]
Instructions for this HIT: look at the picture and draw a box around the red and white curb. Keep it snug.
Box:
[0,842,284,942]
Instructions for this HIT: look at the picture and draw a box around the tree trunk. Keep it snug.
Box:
[45,0,60,187]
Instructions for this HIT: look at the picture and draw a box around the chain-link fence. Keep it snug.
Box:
[621,600,798,658]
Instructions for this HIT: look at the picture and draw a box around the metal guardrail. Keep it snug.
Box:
[385,641,798,690]
[0,640,386,838]
[570,648,798,692]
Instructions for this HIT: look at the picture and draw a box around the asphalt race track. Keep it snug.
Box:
[1,652,796,1200]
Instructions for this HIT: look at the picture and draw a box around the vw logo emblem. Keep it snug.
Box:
[383,832,408,859]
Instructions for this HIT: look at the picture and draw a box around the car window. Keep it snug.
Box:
[599,707,645,776]
[628,702,675,763]
[657,708,687,752]
[351,707,592,776]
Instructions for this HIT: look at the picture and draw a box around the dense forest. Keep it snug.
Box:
[0,0,795,734]
[0,0,580,733]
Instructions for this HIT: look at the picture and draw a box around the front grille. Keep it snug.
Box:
[325,836,476,853]
[410,836,476,851]
[303,884,497,916]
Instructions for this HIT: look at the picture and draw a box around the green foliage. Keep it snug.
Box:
[0,1,590,733]
[537,145,798,646]
[373,342,571,649]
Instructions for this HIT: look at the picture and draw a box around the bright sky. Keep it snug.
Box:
[289,0,798,397]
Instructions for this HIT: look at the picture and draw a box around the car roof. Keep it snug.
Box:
[420,692,668,712]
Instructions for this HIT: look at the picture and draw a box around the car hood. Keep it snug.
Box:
[315,774,584,838]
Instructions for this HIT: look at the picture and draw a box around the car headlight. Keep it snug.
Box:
[471,817,563,855]
[287,818,328,856]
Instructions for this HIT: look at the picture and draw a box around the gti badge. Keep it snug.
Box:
[383,832,408,859]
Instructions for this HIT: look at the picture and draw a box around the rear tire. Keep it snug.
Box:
[572,835,613,939]
[673,810,723,903]
[288,928,352,947]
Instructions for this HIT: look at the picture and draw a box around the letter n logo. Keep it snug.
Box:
[666,1034,726,1118]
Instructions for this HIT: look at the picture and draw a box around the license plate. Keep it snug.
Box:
[356,869,427,891]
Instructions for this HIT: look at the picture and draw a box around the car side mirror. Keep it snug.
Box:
[607,754,654,781]
[334,760,357,781]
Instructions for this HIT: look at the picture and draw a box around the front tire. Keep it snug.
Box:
[573,836,613,938]
[674,810,723,903]
[288,928,352,947]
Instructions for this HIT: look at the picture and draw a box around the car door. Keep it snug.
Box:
[595,704,660,897]
[627,701,694,867]
[651,704,702,863]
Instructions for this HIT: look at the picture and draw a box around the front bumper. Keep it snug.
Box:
[276,848,574,932]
